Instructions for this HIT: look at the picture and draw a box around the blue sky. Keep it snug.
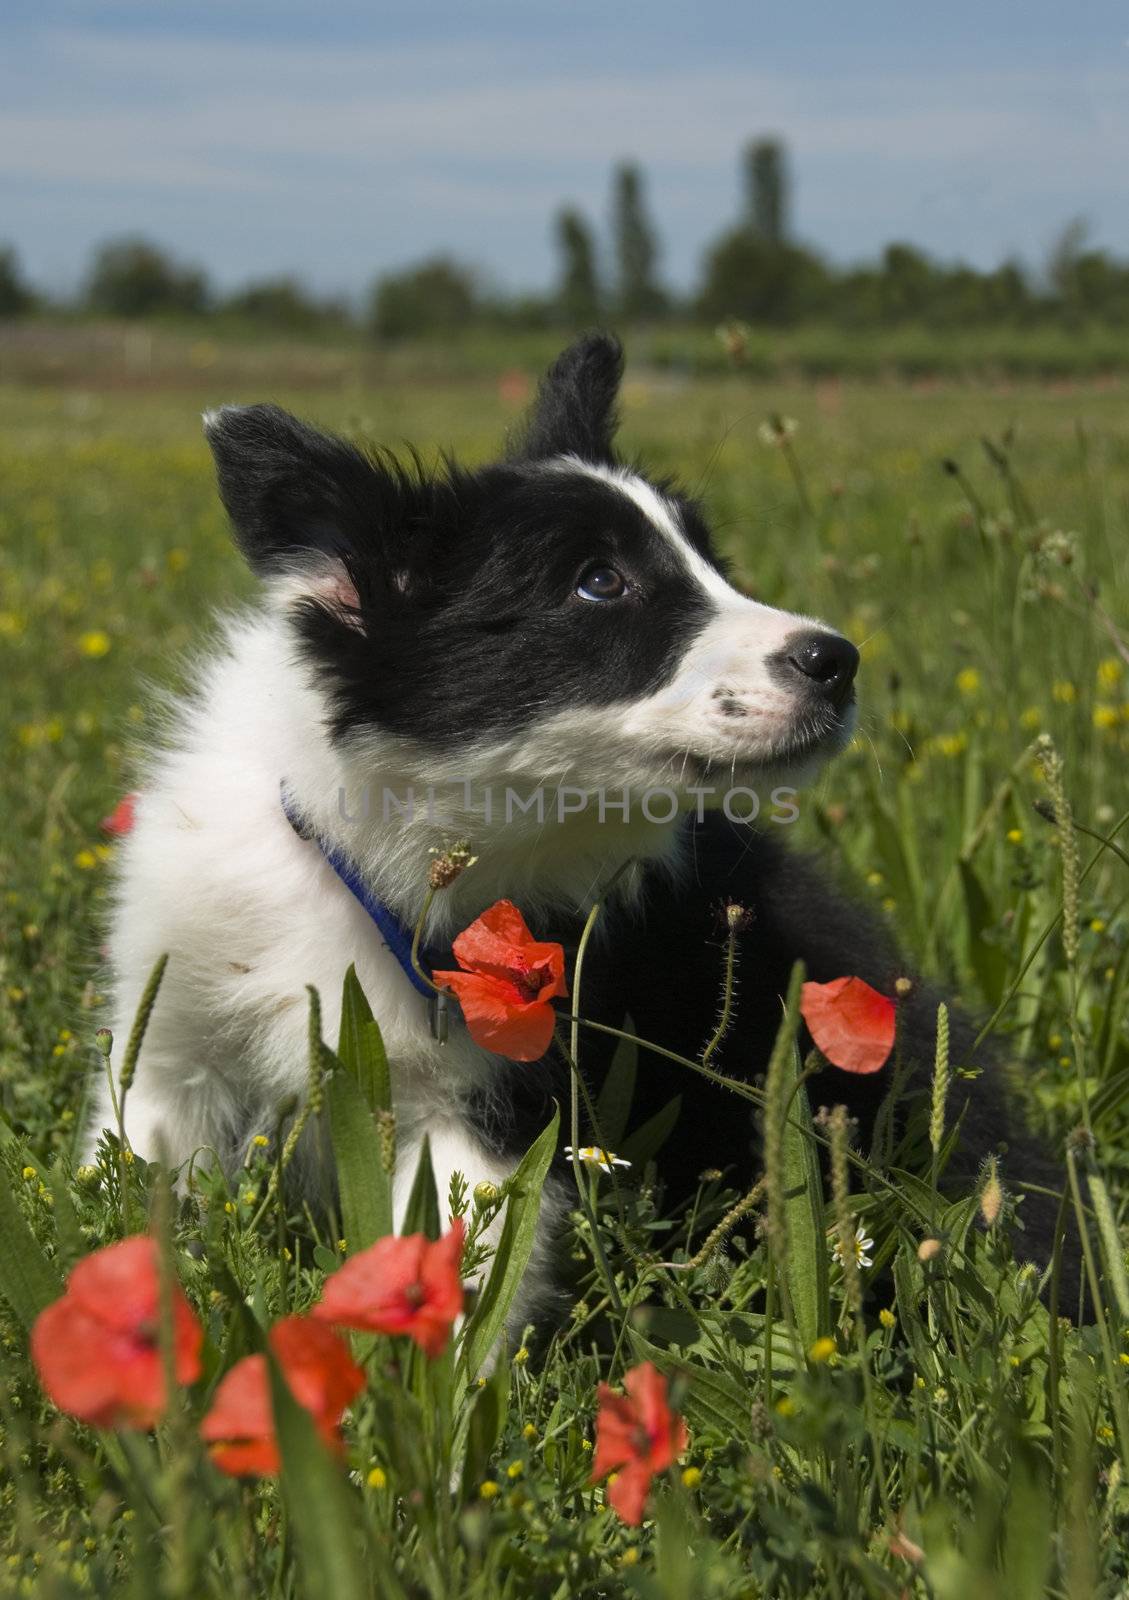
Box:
[4,1,1129,300]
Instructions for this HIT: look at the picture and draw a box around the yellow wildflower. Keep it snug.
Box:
[78,631,112,659]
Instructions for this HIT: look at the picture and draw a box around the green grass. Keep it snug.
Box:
[1,362,1128,1598]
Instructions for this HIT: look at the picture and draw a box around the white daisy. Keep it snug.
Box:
[564,1146,631,1174]
[833,1225,875,1270]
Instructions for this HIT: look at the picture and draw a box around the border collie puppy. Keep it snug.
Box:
[91,335,1065,1314]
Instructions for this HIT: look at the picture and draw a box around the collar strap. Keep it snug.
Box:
[280,783,441,1000]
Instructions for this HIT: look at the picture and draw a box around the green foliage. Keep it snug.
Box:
[0,245,35,318]
[744,137,789,246]
[84,235,210,318]
[1,370,1128,1595]
[220,277,349,333]
[611,163,666,322]
[697,232,830,326]
[370,256,480,340]
[554,207,601,327]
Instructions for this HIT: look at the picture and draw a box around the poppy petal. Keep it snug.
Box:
[31,1235,203,1431]
[800,976,896,1074]
[449,902,568,999]
[314,1222,464,1357]
[431,970,558,1061]
[101,793,137,836]
[606,1459,653,1527]
[200,1317,364,1478]
[31,1297,162,1429]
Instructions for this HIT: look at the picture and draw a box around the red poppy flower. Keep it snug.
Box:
[313,1218,465,1358]
[30,1235,203,1430]
[591,1360,689,1526]
[431,900,567,1061]
[200,1314,364,1477]
[800,975,896,1074]
[101,793,137,836]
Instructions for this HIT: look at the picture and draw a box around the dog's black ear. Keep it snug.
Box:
[203,404,384,578]
[510,333,624,464]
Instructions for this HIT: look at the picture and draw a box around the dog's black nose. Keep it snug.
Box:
[783,630,859,707]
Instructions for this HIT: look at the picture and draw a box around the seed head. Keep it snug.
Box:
[979,1157,1004,1228]
[376,1108,397,1174]
[427,841,478,890]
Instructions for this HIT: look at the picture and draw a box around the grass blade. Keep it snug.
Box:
[0,1165,62,1329]
[781,1052,828,1349]
[462,1108,559,1376]
[269,1355,386,1600]
[337,964,392,1114]
[326,1057,392,1253]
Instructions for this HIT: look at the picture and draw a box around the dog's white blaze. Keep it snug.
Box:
[554,456,743,609]
[548,456,832,751]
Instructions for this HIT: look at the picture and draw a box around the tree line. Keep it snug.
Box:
[3,138,1129,336]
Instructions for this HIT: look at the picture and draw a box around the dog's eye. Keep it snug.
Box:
[577,565,628,602]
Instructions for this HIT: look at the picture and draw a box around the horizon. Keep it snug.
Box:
[4,1,1129,302]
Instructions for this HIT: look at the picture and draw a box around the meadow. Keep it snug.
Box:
[1,334,1128,1598]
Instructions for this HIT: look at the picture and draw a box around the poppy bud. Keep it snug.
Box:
[94,1028,113,1058]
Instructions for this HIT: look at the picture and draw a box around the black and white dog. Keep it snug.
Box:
[92,335,1063,1310]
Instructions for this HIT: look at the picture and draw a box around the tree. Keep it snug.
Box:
[85,237,209,317]
[1046,217,1089,308]
[0,246,35,316]
[744,138,789,246]
[697,136,817,326]
[223,277,348,332]
[554,208,601,326]
[611,163,664,321]
[696,232,827,326]
[878,243,936,322]
[369,257,478,339]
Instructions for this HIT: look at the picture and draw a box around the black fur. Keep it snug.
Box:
[292,466,716,746]
[508,332,625,463]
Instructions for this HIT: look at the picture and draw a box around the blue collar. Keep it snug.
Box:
[280,784,445,1000]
